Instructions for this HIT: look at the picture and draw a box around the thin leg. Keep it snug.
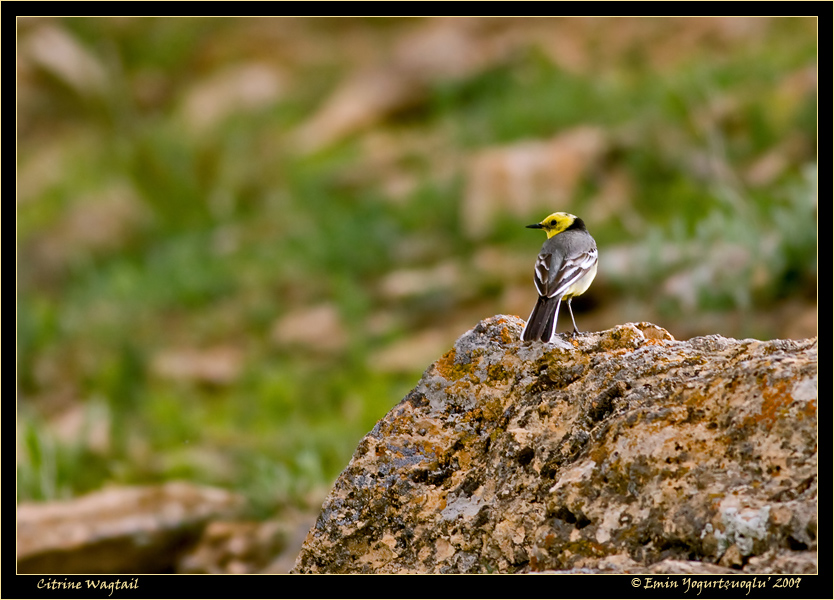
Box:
[567,298,580,336]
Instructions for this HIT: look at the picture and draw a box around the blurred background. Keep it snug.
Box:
[17,17,816,521]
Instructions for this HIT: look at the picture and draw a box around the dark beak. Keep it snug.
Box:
[526,223,544,229]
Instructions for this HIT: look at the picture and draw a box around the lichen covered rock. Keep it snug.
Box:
[292,316,817,574]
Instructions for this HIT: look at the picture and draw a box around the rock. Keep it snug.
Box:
[22,24,107,97]
[292,19,513,153]
[151,345,245,385]
[176,508,320,574]
[271,303,349,355]
[176,520,288,574]
[462,127,608,239]
[179,63,285,134]
[17,482,244,573]
[292,316,817,573]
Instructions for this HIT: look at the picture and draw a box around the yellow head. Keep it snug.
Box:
[526,212,578,239]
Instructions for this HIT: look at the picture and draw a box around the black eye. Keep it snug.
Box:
[550,220,557,226]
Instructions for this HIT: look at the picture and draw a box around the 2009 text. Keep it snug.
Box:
[773,577,802,589]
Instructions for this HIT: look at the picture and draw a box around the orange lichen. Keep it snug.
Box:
[757,381,794,431]
[499,325,515,346]
[801,397,817,419]
[434,348,471,381]
[447,378,474,397]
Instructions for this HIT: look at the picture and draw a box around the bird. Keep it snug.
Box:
[520,212,598,342]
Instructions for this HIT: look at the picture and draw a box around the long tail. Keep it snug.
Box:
[521,295,562,342]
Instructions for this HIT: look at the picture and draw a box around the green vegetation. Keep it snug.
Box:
[17,18,816,511]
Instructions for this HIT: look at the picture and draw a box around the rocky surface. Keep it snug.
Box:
[292,316,817,573]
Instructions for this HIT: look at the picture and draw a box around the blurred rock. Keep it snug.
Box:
[22,183,151,288]
[781,300,817,341]
[743,549,817,574]
[391,18,511,81]
[378,261,463,300]
[21,23,107,96]
[472,246,531,281]
[293,18,513,153]
[17,482,244,574]
[180,63,285,134]
[540,554,739,574]
[287,17,795,156]
[744,133,810,187]
[293,317,816,573]
[644,559,737,574]
[261,510,321,574]
[368,328,457,375]
[534,17,771,73]
[48,400,111,453]
[588,166,636,226]
[176,507,320,574]
[462,127,608,238]
[271,303,349,355]
[294,66,423,153]
[176,520,287,574]
[151,345,245,385]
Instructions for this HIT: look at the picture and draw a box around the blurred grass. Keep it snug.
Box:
[17,17,816,511]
